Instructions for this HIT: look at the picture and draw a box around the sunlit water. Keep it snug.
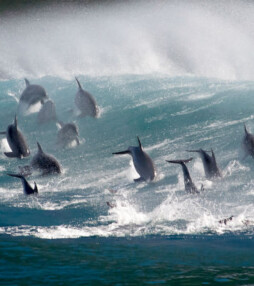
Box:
[1,1,254,284]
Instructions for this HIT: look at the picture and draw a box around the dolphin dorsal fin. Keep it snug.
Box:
[24,78,30,87]
[37,142,43,154]
[34,182,38,193]
[137,136,142,149]
[244,124,248,135]
[75,77,82,90]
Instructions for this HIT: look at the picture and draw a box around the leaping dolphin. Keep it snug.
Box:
[186,149,221,179]
[112,137,156,182]
[7,173,38,195]
[56,121,80,148]
[242,124,254,159]
[20,142,62,176]
[166,158,200,194]
[75,77,98,118]
[19,78,48,111]
[0,115,30,158]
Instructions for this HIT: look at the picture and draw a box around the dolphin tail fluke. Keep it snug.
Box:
[4,152,19,158]
[24,78,30,87]
[112,150,130,155]
[75,77,82,90]
[166,158,193,165]
[7,173,24,179]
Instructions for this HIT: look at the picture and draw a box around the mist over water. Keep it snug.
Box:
[0,0,254,80]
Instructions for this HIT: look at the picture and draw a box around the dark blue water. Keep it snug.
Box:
[1,1,254,284]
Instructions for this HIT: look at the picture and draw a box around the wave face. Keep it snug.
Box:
[0,1,254,80]
[1,2,254,282]
[1,74,254,240]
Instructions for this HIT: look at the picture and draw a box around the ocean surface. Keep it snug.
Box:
[1,1,254,284]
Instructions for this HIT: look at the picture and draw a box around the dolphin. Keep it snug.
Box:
[20,142,61,176]
[37,99,57,124]
[19,78,48,111]
[242,124,254,159]
[0,115,30,158]
[112,137,156,182]
[56,121,80,148]
[186,149,221,179]
[7,173,38,195]
[166,158,200,194]
[75,77,98,118]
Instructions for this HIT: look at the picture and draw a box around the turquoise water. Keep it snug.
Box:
[1,1,254,284]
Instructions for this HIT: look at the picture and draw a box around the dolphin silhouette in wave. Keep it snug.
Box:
[0,115,30,158]
[166,158,201,194]
[7,173,38,195]
[113,137,156,182]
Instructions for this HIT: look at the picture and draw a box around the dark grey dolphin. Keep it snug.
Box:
[166,158,200,194]
[19,142,61,176]
[18,79,48,114]
[0,115,30,158]
[242,124,254,159]
[56,121,80,148]
[112,137,156,182]
[20,78,48,107]
[7,173,38,195]
[37,99,57,124]
[29,142,62,175]
[187,149,221,179]
[75,77,98,118]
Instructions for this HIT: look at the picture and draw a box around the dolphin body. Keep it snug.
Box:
[166,158,200,194]
[187,149,221,179]
[19,142,62,176]
[0,115,30,158]
[7,173,38,195]
[19,78,48,110]
[113,137,156,182]
[242,124,254,159]
[75,77,98,118]
[56,121,80,148]
[37,99,57,124]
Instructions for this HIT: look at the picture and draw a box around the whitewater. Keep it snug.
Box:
[1,1,254,284]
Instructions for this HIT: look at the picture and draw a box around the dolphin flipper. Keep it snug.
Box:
[75,137,80,145]
[134,177,145,182]
[0,131,6,135]
[4,152,19,158]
